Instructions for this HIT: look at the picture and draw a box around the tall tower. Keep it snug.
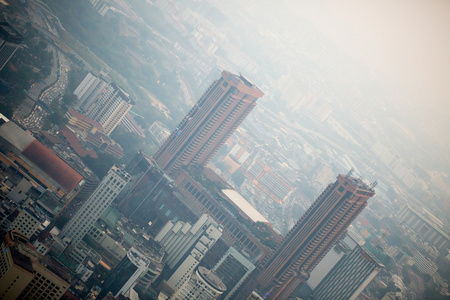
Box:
[0,22,23,71]
[60,165,130,247]
[154,70,264,176]
[255,174,375,300]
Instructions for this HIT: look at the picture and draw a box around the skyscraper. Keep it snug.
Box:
[73,73,134,136]
[254,173,376,300]
[154,70,264,176]
[60,165,130,247]
[0,22,23,71]
[309,234,384,300]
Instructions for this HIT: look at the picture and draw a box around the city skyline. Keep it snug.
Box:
[0,0,449,299]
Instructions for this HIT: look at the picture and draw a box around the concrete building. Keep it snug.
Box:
[0,22,23,71]
[170,266,226,300]
[60,165,130,247]
[8,207,42,238]
[310,236,384,300]
[0,231,70,300]
[246,160,293,203]
[98,247,150,298]
[250,173,376,300]
[412,251,438,275]
[213,247,255,300]
[0,121,84,200]
[154,70,264,176]
[74,73,134,136]
[164,215,223,291]
[155,214,222,270]
[397,205,449,251]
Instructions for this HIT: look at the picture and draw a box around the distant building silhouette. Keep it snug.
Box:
[154,70,264,176]
[252,174,375,300]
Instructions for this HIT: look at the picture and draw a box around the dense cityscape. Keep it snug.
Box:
[0,0,449,300]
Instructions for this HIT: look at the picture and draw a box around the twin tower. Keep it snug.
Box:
[154,70,375,299]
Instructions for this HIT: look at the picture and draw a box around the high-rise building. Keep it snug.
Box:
[163,216,222,291]
[154,70,264,176]
[60,165,130,247]
[98,247,150,298]
[213,247,255,300]
[0,22,23,71]
[309,235,383,300]
[8,207,42,238]
[397,205,449,251]
[73,73,134,136]
[155,215,222,270]
[170,266,226,300]
[0,231,70,300]
[253,174,376,300]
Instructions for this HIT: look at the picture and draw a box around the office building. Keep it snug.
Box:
[397,205,450,251]
[164,216,223,291]
[253,173,376,300]
[98,247,150,298]
[73,72,109,113]
[213,247,255,300]
[246,160,293,203]
[0,231,70,300]
[412,251,437,275]
[170,266,226,300]
[154,70,264,176]
[8,207,42,238]
[310,236,383,300]
[74,73,134,136]
[0,22,23,71]
[173,169,270,259]
[155,214,222,271]
[60,165,130,247]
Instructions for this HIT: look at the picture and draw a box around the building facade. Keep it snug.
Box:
[213,247,255,300]
[310,237,383,300]
[60,165,130,247]
[98,247,150,298]
[0,231,69,300]
[397,205,449,251]
[0,22,23,71]
[253,174,376,300]
[170,266,226,300]
[154,70,264,176]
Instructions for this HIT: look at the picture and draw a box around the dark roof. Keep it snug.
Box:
[0,22,23,44]
[21,140,83,191]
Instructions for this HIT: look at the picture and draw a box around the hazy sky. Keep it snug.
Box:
[286,0,450,160]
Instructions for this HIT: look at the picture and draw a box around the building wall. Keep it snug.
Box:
[154,71,263,175]
[60,165,130,247]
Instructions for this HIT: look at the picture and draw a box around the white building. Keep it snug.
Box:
[170,266,226,300]
[60,165,130,247]
[155,215,222,291]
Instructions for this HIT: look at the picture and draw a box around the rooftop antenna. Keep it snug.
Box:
[346,168,354,177]
[370,181,378,189]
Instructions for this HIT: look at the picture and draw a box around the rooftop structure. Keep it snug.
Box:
[220,189,269,224]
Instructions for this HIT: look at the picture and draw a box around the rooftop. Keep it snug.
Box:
[0,22,23,44]
[221,189,269,224]
[197,266,227,292]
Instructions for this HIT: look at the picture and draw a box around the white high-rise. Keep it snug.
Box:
[60,165,130,247]
[73,73,134,135]
[155,215,222,291]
